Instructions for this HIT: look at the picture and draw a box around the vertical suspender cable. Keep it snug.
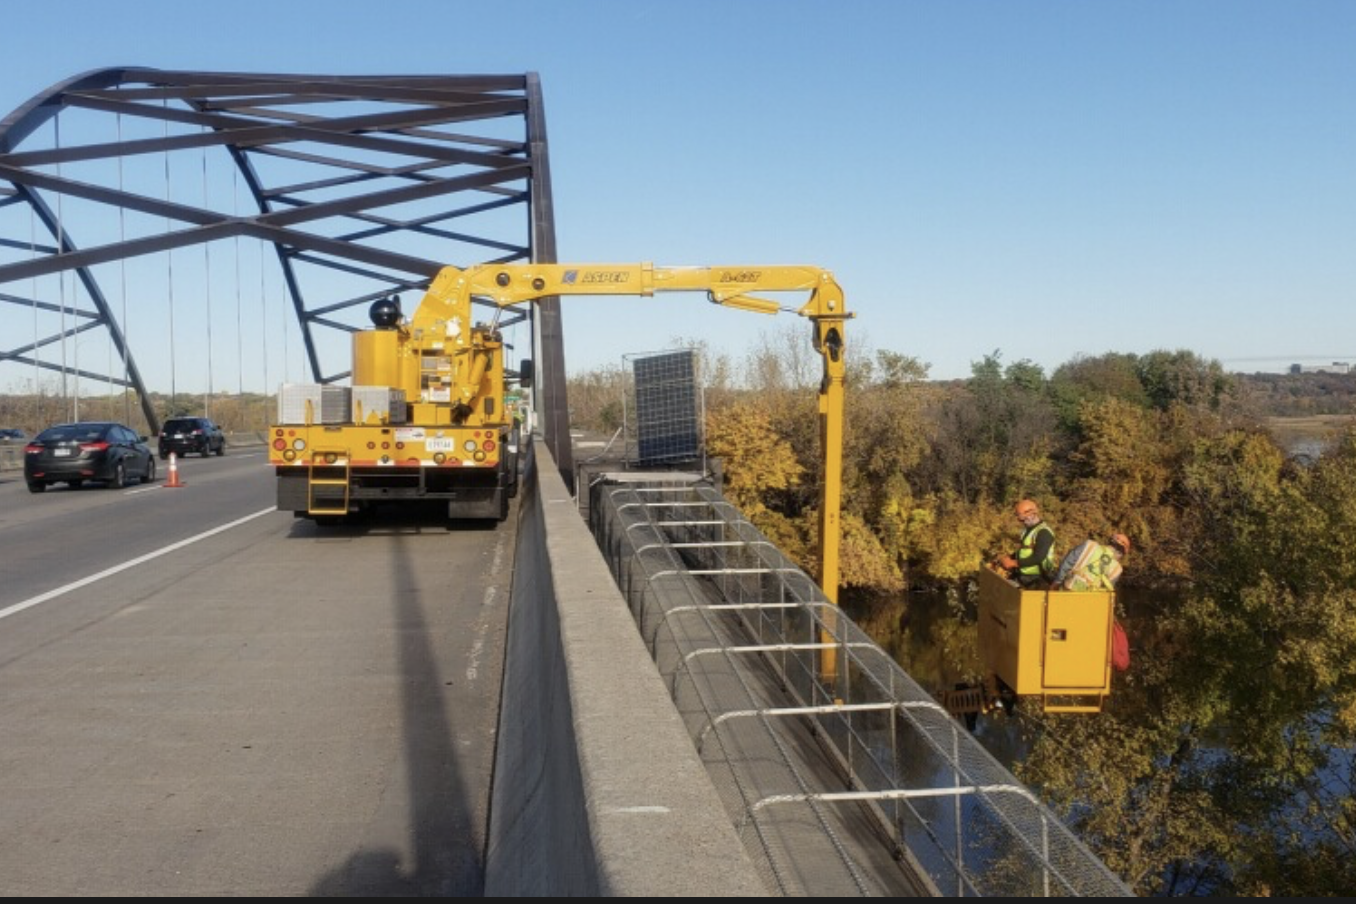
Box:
[29,197,40,424]
[202,129,213,419]
[259,237,269,432]
[234,167,243,411]
[117,111,129,425]
[54,113,71,418]
[279,240,290,383]
[164,100,177,415]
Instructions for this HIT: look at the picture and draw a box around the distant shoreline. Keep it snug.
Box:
[1266,415,1355,457]
[1266,414,1356,430]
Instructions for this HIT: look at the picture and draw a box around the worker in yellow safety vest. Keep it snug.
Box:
[994,498,1057,587]
[1055,532,1131,592]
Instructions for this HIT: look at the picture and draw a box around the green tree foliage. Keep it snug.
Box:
[1136,349,1235,412]
[917,351,1059,509]
[1049,352,1148,432]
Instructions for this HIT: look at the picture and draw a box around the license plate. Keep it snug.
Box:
[53,448,71,457]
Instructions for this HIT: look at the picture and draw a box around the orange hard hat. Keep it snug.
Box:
[1110,533,1131,556]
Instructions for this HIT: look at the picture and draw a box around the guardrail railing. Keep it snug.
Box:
[589,476,1132,897]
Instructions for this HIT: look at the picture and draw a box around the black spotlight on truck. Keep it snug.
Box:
[369,296,401,329]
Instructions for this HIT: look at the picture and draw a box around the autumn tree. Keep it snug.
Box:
[704,399,810,560]
[840,350,935,591]
[1021,426,1356,895]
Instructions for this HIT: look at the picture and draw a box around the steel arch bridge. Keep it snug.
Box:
[0,68,574,481]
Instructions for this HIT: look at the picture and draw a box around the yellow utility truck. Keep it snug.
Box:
[269,272,529,523]
[269,262,851,606]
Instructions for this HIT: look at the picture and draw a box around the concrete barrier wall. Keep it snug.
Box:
[486,438,768,896]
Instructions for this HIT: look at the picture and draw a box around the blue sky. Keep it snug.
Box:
[2,0,1354,390]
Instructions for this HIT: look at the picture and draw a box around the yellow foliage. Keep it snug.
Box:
[706,402,804,513]
[837,510,904,592]
[749,508,811,567]
[911,494,1008,582]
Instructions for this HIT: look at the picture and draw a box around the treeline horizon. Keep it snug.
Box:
[3,340,1353,436]
[0,389,281,438]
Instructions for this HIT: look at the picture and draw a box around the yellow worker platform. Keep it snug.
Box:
[976,565,1114,713]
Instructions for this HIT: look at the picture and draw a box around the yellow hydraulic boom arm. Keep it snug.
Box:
[413,262,852,603]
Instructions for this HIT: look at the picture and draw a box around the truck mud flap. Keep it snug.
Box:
[277,472,309,512]
[278,470,351,515]
[447,485,508,522]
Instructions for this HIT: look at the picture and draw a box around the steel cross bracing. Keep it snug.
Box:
[588,476,1134,898]
[0,68,574,477]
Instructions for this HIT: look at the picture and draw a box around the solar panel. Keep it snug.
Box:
[631,350,701,465]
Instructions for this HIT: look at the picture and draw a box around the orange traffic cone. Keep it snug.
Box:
[164,451,185,488]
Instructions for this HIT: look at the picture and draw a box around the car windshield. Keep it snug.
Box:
[38,424,108,442]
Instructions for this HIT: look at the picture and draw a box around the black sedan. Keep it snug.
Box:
[24,421,157,493]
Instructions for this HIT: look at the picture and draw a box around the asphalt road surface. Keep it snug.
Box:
[0,450,516,895]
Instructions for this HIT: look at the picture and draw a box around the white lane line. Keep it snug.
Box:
[0,507,277,621]
[613,806,671,814]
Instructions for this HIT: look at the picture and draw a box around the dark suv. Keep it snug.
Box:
[158,416,225,459]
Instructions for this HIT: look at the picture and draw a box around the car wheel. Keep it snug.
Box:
[216,441,225,457]
[142,457,157,484]
[27,481,45,494]
[109,462,126,489]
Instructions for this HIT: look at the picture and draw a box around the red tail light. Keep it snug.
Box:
[23,443,41,454]
[79,441,110,452]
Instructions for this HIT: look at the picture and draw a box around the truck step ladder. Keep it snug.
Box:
[308,447,351,516]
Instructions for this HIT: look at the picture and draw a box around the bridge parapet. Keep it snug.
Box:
[486,439,767,895]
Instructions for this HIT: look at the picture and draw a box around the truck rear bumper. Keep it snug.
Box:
[276,464,511,520]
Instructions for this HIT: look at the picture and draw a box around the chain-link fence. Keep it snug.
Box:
[590,477,1132,897]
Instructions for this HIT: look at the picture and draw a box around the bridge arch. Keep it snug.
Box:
[0,68,572,476]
